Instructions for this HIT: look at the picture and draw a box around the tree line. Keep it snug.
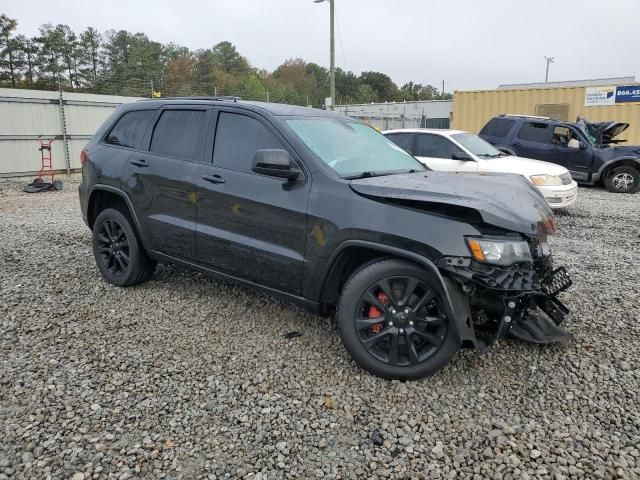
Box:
[0,13,451,106]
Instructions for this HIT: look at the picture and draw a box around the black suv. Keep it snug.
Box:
[79,98,572,379]
[479,114,640,193]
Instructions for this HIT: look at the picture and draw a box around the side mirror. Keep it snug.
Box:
[568,138,588,150]
[452,152,473,161]
[252,149,300,180]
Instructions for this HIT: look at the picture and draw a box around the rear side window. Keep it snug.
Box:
[517,122,552,143]
[479,118,515,138]
[385,133,414,154]
[415,134,464,159]
[105,110,155,149]
[213,112,284,172]
[150,110,208,161]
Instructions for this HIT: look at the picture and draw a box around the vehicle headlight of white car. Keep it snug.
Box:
[530,174,563,186]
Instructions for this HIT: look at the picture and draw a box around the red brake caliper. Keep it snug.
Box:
[368,292,388,335]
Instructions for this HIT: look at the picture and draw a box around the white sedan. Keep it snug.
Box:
[383,128,578,208]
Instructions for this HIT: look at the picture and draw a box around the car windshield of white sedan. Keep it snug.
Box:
[286,118,425,178]
[452,133,504,158]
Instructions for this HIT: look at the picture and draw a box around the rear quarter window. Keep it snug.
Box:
[105,110,156,149]
[150,110,209,161]
[479,118,515,138]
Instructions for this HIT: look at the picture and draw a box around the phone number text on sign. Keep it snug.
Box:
[615,86,640,103]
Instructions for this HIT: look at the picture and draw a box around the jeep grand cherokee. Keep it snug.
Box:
[79,98,572,379]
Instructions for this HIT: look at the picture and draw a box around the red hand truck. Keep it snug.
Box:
[23,136,63,193]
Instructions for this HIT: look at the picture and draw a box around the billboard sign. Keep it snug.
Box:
[584,86,616,106]
[614,85,640,103]
[585,85,640,106]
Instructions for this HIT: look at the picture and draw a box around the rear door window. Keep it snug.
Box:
[213,112,285,172]
[385,133,415,154]
[517,122,552,143]
[105,110,155,149]
[415,134,464,159]
[479,118,515,138]
[150,109,208,161]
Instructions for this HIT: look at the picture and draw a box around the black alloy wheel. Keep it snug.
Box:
[96,218,130,277]
[337,258,460,380]
[92,208,156,287]
[355,276,448,367]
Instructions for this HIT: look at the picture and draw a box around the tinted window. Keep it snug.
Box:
[385,133,414,153]
[105,110,155,149]
[517,122,552,143]
[415,134,464,159]
[213,113,284,171]
[150,110,208,161]
[479,118,515,138]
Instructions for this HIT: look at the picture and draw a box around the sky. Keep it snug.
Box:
[3,0,639,92]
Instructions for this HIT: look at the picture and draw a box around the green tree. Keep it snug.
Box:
[0,14,19,87]
[334,68,359,104]
[78,27,102,87]
[212,41,249,75]
[358,71,397,101]
[354,84,377,104]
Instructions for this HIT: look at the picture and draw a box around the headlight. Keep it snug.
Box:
[466,238,532,265]
[530,174,563,186]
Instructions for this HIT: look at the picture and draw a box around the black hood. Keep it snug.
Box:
[576,117,630,145]
[349,171,555,236]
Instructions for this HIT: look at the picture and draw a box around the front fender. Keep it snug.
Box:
[594,156,640,182]
[319,240,478,348]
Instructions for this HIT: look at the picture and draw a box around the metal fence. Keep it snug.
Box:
[0,88,141,177]
[335,100,452,131]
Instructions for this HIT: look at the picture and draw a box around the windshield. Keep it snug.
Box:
[575,124,597,146]
[286,118,425,177]
[452,133,503,158]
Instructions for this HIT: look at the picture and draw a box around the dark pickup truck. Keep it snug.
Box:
[479,114,640,193]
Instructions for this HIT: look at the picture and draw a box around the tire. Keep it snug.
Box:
[336,258,460,380]
[604,166,640,193]
[92,208,156,287]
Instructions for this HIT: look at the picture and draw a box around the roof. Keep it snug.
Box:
[497,76,636,90]
[382,128,467,136]
[135,97,344,118]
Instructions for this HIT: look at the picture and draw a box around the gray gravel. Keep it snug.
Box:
[1,177,639,479]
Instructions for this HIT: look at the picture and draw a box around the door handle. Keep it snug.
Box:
[131,159,148,167]
[202,174,226,184]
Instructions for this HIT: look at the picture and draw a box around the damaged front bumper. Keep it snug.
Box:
[439,255,573,349]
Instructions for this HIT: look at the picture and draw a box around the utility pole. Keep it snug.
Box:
[330,0,335,109]
[544,56,555,83]
[150,80,154,98]
[314,0,335,110]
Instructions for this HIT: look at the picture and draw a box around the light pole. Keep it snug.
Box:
[314,0,335,109]
[544,56,555,83]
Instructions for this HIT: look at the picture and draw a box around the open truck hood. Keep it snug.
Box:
[576,117,630,145]
[349,171,555,236]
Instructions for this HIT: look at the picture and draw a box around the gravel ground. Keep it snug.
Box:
[1,177,639,480]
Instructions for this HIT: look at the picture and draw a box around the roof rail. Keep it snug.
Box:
[139,96,241,102]
[499,113,551,120]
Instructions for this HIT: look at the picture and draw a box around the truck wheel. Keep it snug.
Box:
[337,258,460,380]
[604,166,640,193]
[92,208,156,287]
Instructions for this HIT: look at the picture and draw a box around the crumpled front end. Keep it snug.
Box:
[438,236,573,349]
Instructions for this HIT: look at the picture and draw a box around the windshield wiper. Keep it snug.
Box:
[343,171,385,180]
